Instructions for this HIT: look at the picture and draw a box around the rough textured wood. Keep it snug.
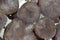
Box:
[17,2,40,24]
[34,17,56,40]
[0,0,19,15]
[39,0,60,19]
[4,19,37,40]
